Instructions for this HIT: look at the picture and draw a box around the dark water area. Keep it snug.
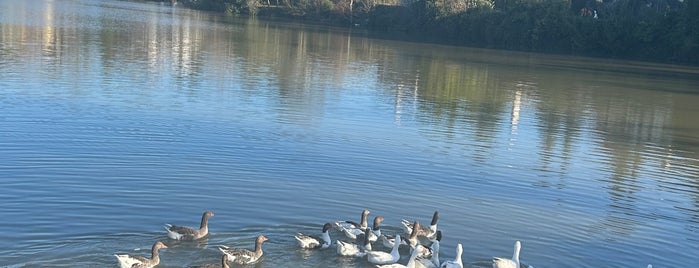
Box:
[1,0,698,267]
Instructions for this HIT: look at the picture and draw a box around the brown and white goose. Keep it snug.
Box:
[294,223,335,249]
[337,226,372,257]
[218,235,269,265]
[407,221,432,259]
[115,241,167,268]
[402,211,439,240]
[335,209,370,239]
[342,215,384,241]
[407,221,421,248]
[416,230,442,268]
[367,216,385,242]
[164,211,214,240]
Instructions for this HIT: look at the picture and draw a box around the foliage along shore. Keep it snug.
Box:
[158,0,698,66]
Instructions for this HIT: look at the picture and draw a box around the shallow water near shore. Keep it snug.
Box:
[1,0,699,267]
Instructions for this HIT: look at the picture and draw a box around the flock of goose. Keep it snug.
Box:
[114,209,533,268]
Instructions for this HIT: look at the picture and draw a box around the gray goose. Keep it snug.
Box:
[218,235,269,265]
[114,241,167,268]
[164,211,214,240]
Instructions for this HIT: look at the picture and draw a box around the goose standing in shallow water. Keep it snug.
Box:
[493,240,521,268]
[115,241,167,268]
[218,235,269,265]
[164,211,214,240]
[367,234,401,265]
[294,223,334,249]
[440,243,463,268]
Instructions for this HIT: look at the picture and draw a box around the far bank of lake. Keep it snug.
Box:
[173,0,699,67]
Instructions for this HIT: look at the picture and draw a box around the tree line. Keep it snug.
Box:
[163,0,698,65]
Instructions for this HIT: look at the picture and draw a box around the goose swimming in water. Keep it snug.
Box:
[493,240,521,268]
[375,244,427,268]
[218,235,269,265]
[416,230,441,268]
[164,211,214,241]
[294,223,334,249]
[335,209,370,239]
[114,241,167,268]
[402,211,439,240]
[341,216,384,241]
[368,216,385,242]
[406,221,421,249]
[381,233,408,248]
[405,221,432,259]
[440,243,463,268]
[367,234,401,265]
[337,227,373,257]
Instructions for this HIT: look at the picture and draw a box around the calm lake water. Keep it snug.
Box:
[2,0,699,267]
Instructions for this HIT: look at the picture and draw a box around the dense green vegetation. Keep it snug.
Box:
[164,0,699,65]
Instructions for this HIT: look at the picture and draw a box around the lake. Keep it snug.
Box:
[1,0,698,267]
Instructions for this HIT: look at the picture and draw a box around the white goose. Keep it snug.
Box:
[381,233,408,248]
[493,240,521,268]
[402,211,439,240]
[337,227,372,257]
[440,243,463,268]
[294,223,334,249]
[164,211,214,241]
[218,235,268,265]
[115,241,167,268]
[375,244,427,268]
[367,234,401,265]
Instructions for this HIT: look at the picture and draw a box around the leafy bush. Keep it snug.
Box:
[176,0,699,65]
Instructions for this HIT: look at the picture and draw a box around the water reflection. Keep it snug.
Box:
[4,0,698,210]
[77,1,699,228]
[2,0,699,267]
